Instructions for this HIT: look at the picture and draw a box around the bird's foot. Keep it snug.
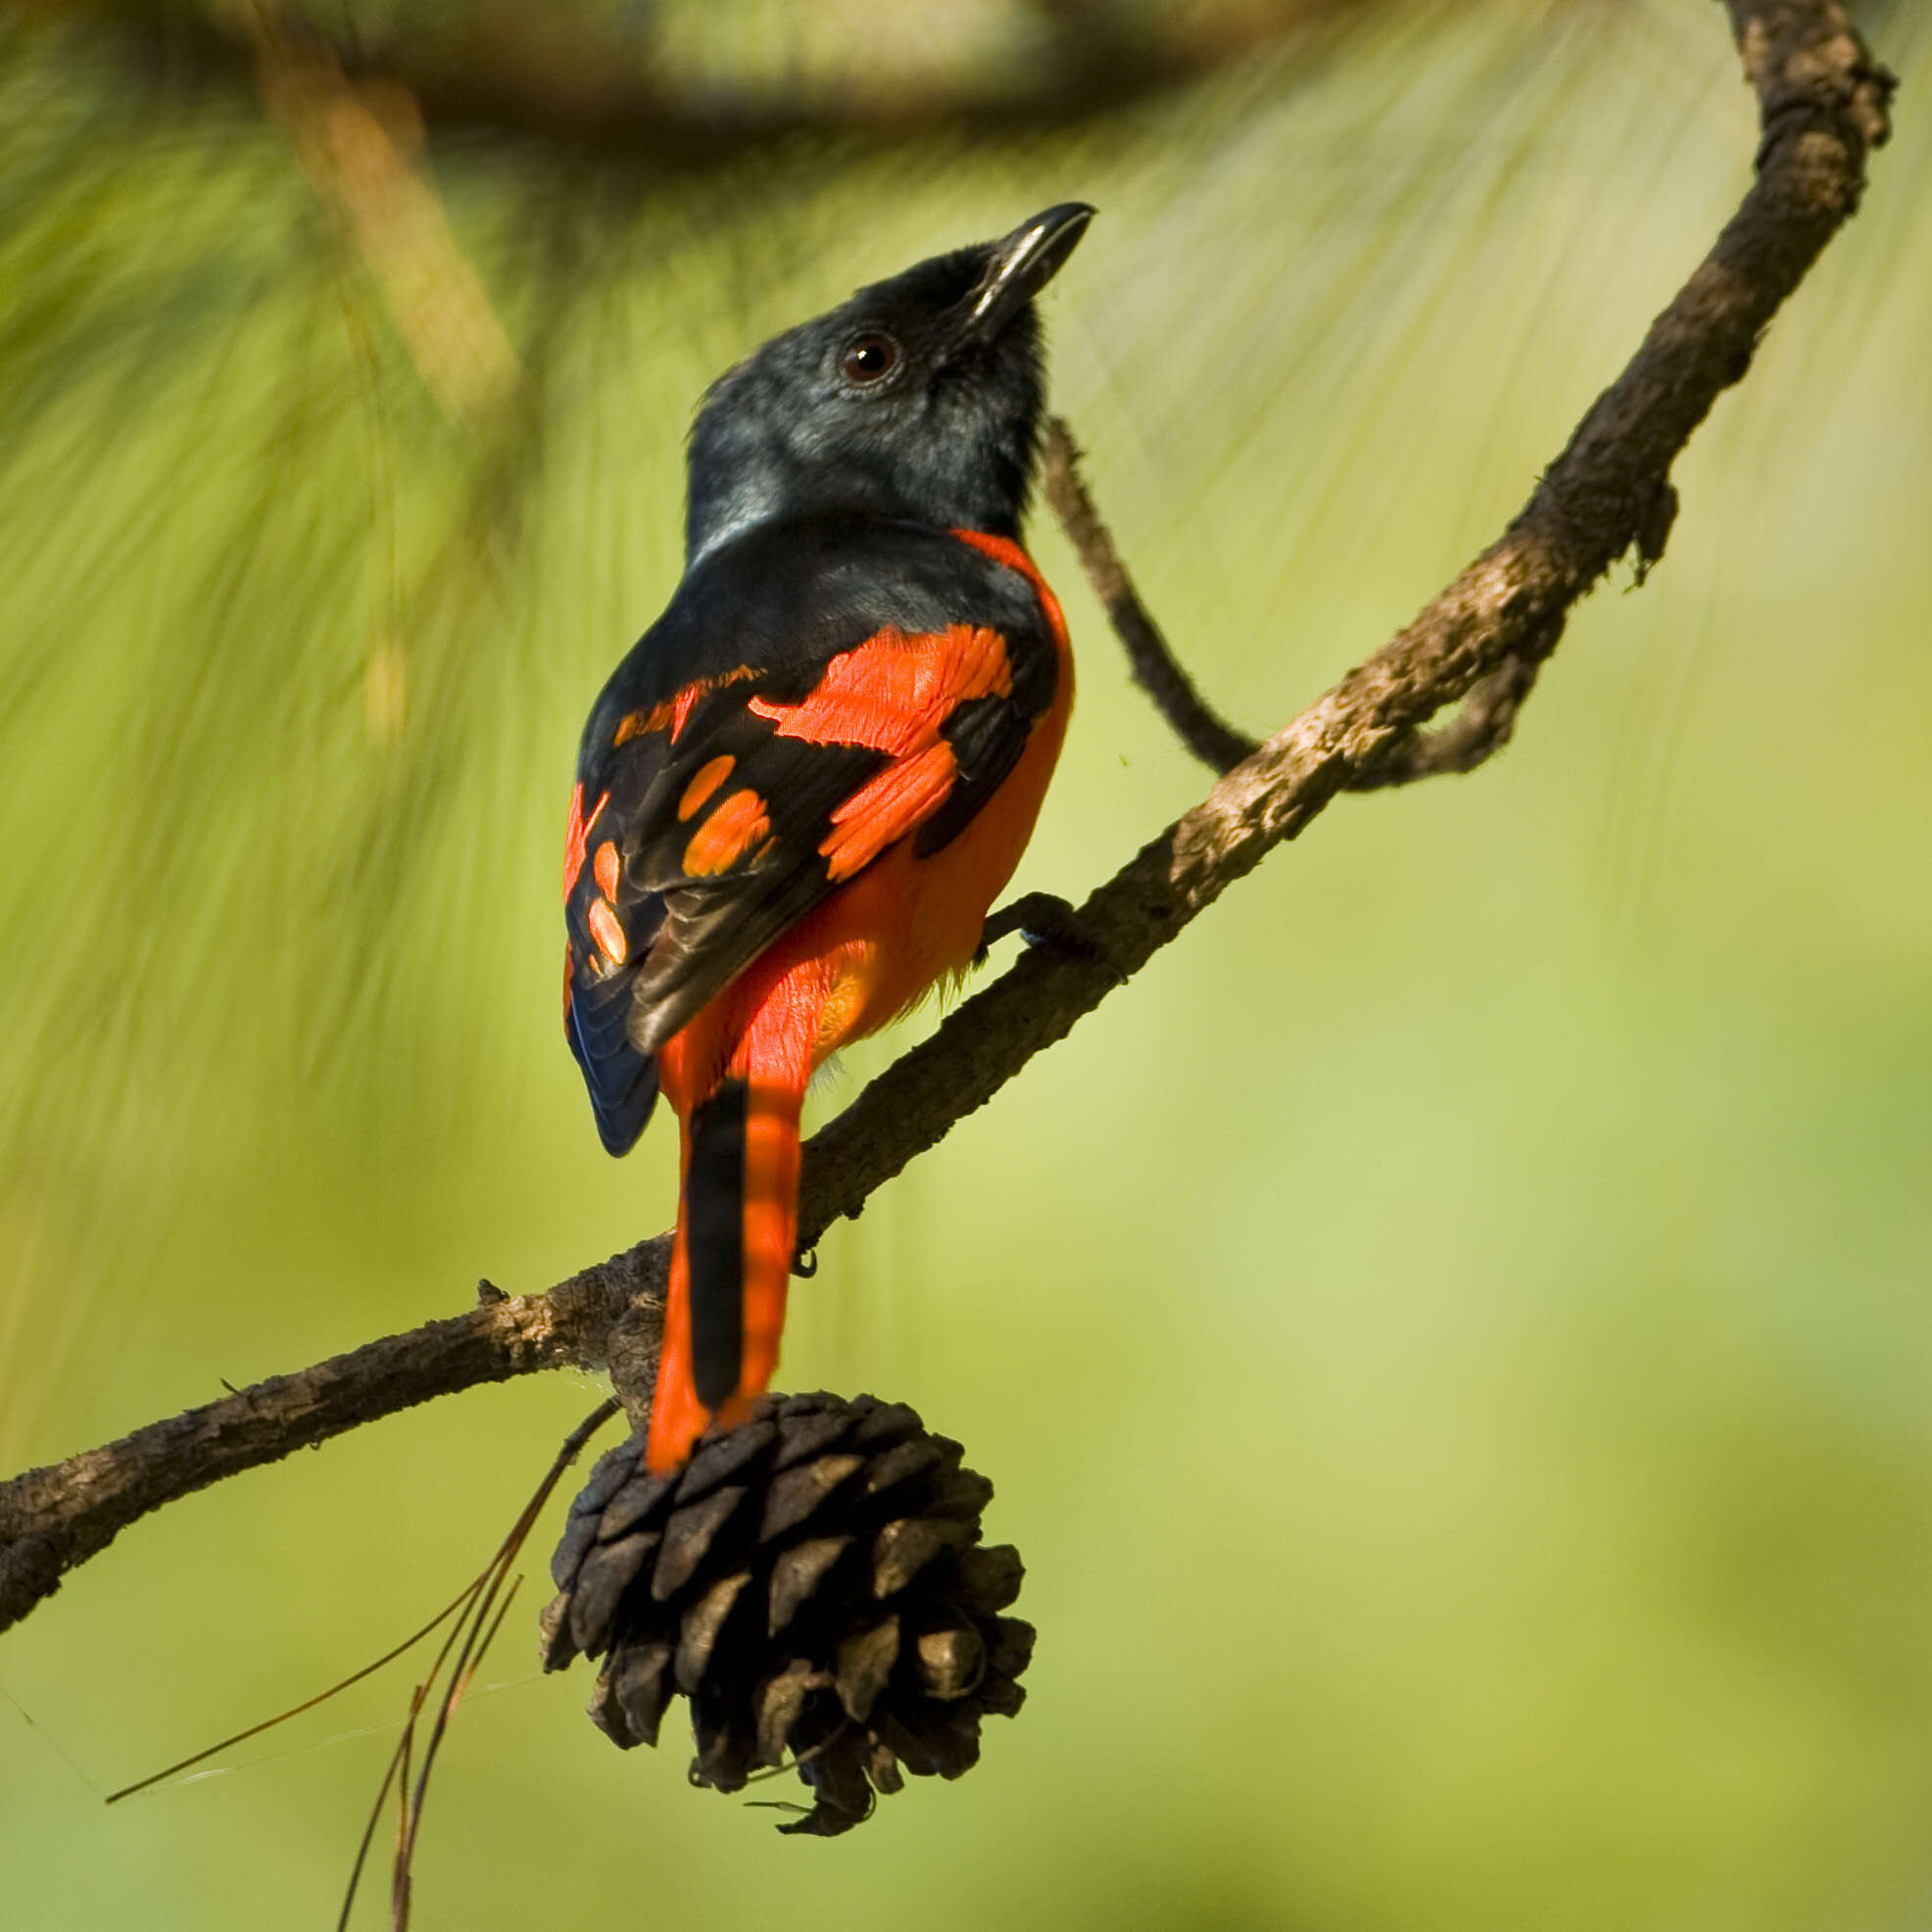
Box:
[975,893,1125,982]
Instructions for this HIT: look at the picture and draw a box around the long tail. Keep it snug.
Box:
[646,1003,815,1473]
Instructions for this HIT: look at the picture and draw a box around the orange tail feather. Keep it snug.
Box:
[646,984,819,1473]
[645,1209,712,1473]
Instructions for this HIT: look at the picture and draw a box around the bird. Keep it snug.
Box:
[561,203,1092,1473]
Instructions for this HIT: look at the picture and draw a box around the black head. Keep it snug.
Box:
[684,203,1094,563]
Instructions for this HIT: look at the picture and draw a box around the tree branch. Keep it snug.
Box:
[1040,411,1559,787]
[0,0,1893,1637]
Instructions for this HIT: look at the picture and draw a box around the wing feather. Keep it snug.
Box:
[562,522,1060,1146]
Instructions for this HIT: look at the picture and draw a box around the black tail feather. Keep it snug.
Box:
[685,1079,749,1409]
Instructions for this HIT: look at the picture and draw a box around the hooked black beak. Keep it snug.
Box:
[957,202,1095,345]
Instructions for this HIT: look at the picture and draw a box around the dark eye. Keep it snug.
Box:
[840,333,899,386]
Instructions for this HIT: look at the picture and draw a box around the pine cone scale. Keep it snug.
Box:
[675,1569,752,1694]
[757,1453,865,1543]
[768,1533,851,1636]
[568,1529,658,1656]
[871,1515,972,1597]
[833,1617,900,1722]
[652,1485,748,1599]
[911,1621,986,1701]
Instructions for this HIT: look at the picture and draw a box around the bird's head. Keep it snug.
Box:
[684,203,1093,564]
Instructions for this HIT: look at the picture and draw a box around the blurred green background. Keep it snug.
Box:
[4,1,1931,1926]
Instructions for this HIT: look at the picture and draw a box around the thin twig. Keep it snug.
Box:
[1038,418,1261,774]
[106,1586,475,1805]
[340,1677,428,1932]
[330,1398,616,1929]
[389,1692,417,1932]
[1040,420,1555,787]
[91,1399,614,1917]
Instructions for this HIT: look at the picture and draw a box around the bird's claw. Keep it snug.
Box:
[976,892,1124,982]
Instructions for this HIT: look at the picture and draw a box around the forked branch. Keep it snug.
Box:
[0,0,1894,1636]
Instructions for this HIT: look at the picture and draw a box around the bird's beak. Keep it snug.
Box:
[957,202,1095,344]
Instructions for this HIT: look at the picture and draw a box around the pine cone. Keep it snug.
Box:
[540,1391,1035,1836]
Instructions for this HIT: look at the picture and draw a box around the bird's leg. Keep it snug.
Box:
[975,892,1124,980]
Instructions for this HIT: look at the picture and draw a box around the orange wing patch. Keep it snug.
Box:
[587,897,628,966]
[613,666,760,749]
[561,785,606,902]
[593,840,621,901]
[668,685,706,745]
[678,755,736,821]
[749,624,1010,754]
[746,622,1016,881]
[683,789,772,878]
[820,741,959,881]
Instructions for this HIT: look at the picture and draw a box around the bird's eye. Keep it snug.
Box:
[839,333,899,386]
